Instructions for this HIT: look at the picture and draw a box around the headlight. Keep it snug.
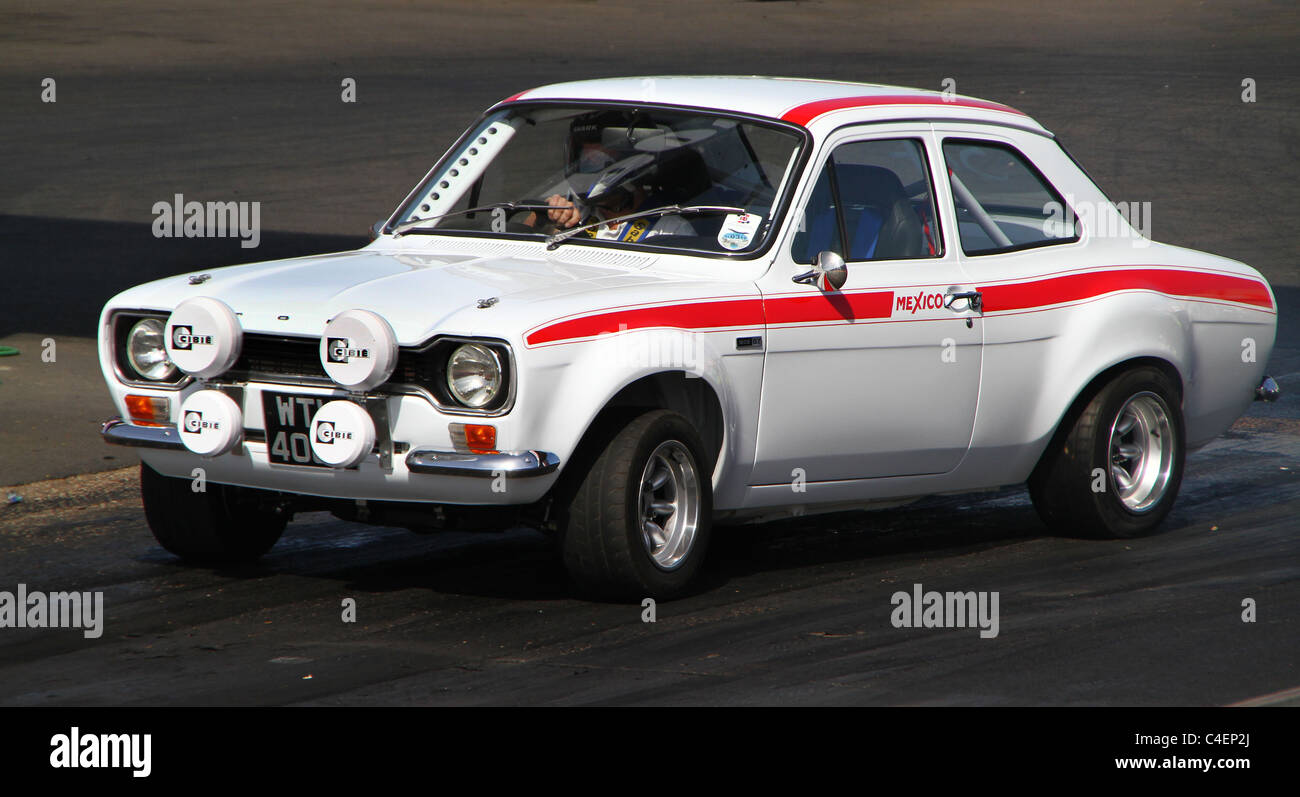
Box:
[446,343,502,408]
[126,318,178,381]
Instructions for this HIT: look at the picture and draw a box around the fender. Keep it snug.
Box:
[513,324,751,501]
[967,290,1196,483]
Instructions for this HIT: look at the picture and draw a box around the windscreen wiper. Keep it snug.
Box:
[388,201,560,237]
[544,205,746,250]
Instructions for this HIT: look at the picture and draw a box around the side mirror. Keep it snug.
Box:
[792,250,848,291]
[370,220,387,241]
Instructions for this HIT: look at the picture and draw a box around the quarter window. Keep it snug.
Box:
[791,138,941,264]
[942,139,1078,255]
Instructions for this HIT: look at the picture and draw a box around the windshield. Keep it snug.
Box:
[392,104,805,255]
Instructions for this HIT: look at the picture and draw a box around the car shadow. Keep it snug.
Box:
[152,489,1049,604]
[702,488,1044,582]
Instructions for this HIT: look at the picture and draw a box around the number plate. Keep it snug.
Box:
[261,392,330,468]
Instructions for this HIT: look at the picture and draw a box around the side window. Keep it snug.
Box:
[791,138,941,264]
[942,139,1078,255]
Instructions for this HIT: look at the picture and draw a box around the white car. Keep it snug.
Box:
[100,76,1280,599]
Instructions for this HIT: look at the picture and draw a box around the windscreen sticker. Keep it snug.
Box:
[717,212,762,251]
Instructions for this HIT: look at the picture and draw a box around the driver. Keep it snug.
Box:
[527,112,697,242]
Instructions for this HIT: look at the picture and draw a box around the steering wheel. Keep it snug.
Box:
[500,198,560,234]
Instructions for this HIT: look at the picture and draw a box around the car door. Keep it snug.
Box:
[751,124,984,485]
[927,124,1087,468]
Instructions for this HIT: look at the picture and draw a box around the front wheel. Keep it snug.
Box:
[557,410,713,600]
[1029,366,1185,538]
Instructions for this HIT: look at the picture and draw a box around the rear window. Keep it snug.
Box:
[942,139,1078,255]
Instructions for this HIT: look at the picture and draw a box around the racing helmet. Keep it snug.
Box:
[563,112,660,210]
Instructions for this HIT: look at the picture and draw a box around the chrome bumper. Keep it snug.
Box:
[102,417,560,478]
[405,449,560,478]
[1255,375,1281,402]
[101,417,185,449]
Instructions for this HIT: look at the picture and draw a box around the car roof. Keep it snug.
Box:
[507,76,1047,133]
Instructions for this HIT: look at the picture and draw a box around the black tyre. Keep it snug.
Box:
[558,409,713,600]
[1029,366,1185,538]
[140,463,289,563]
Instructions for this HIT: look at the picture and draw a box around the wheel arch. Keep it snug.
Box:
[547,370,727,501]
[1029,354,1184,482]
[598,372,725,465]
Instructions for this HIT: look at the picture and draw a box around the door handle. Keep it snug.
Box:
[944,290,982,312]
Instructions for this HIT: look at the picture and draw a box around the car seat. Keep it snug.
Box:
[792,163,924,263]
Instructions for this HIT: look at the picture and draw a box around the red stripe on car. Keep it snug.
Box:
[524,269,1270,347]
[782,95,1026,126]
[525,298,766,346]
[763,291,893,324]
[978,269,1273,312]
[525,292,897,346]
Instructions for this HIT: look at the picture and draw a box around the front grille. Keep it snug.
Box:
[228,335,327,382]
[226,334,444,391]
[392,347,444,388]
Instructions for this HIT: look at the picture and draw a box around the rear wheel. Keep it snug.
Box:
[557,410,713,600]
[1029,366,1185,538]
[140,463,288,563]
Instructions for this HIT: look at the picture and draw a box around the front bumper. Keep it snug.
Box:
[102,417,560,481]
[102,417,185,449]
[406,449,559,478]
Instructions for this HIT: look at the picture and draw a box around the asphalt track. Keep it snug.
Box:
[0,0,1296,705]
